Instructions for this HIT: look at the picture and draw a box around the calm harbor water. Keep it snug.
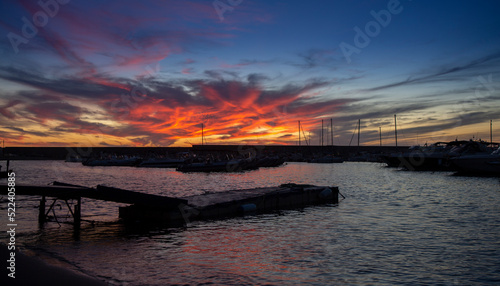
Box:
[2,161,500,285]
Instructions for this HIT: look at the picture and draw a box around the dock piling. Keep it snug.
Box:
[74,197,81,227]
[38,196,46,224]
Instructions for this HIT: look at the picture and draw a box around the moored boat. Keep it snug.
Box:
[176,159,251,172]
[380,140,497,171]
[309,155,344,163]
[450,147,500,176]
[255,156,286,167]
[65,154,83,162]
[138,157,185,168]
[82,155,142,166]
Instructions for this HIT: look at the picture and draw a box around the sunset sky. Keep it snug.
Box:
[1,0,499,147]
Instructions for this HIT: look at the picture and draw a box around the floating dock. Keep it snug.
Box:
[120,184,339,224]
[1,182,340,227]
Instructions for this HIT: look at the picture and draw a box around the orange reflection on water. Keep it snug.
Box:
[179,223,309,282]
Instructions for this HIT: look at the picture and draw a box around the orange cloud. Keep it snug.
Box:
[102,79,349,146]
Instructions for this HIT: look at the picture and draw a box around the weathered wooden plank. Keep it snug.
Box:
[94,185,187,207]
[0,184,90,199]
[0,183,187,208]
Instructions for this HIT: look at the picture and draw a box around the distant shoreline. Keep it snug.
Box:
[1,145,404,160]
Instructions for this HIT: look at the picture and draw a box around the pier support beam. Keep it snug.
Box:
[38,196,46,225]
[74,197,81,227]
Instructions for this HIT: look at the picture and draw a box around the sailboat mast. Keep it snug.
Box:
[331,118,333,146]
[321,119,324,146]
[298,120,301,146]
[379,127,382,146]
[491,120,493,146]
[318,125,321,145]
[300,124,309,146]
[394,114,398,148]
[357,119,361,147]
[201,123,204,146]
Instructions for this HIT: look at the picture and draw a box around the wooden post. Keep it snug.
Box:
[38,196,46,224]
[74,197,81,227]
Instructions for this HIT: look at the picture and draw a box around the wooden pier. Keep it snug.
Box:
[1,182,340,227]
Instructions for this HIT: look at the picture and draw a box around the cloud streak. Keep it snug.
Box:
[364,52,500,92]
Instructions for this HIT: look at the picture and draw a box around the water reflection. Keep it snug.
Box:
[2,161,500,285]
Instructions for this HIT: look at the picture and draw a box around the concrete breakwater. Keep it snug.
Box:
[1,145,403,161]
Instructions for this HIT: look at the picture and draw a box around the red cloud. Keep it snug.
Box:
[98,79,348,146]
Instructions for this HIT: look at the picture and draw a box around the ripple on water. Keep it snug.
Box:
[2,161,500,285]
